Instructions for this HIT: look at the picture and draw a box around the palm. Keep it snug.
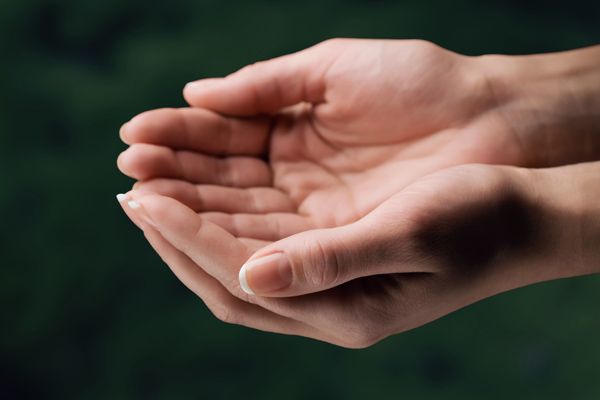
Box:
[263,39,519,228]
[269,106,510,229]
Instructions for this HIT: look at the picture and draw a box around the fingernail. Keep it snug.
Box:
[239,253,292,295]
[116,193,128,203]
[126,198,157,229]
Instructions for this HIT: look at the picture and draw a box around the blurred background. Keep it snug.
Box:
[1,0,600,398]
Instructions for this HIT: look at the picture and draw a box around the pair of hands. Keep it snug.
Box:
[117,39,600,347]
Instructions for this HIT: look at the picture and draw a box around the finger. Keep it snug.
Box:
[119,191,385,348]
[124,191,257,297]
[133,179,297,214]
[201,212,313,241]
[117,143,272,187]
[237,210,429,297]
[115,193,337,342]
[183,41,334,116]
[120,107,270,156]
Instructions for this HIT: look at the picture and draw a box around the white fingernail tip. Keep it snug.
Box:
[116,193,128,202]
[127,200,141,209]
[238,265,255,295]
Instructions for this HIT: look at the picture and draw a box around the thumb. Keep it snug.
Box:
[238,216,413,297]
[183,41,334,116]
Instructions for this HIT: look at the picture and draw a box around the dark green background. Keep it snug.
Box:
[1,0,599,398]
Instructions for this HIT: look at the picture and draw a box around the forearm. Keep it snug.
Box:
[478,45,600,167]
[537,161,600,278]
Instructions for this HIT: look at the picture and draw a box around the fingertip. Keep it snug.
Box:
[182,84,194,105]
[122,108,183,146]
[119,191,158,229]
[182,81,196,96]
[115,191,149,231]
[119,121,130,144]
[116,149,129,175]
[116,147,138,178]
[239,252,292,297]
[117,144,174,181]
[115,191,130,213]
[238,264,255,295]
[183,82,201,105]
[116,193,128,203]
[120,112,152,144]
[183,78,222,106]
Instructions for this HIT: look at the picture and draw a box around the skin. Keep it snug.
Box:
[117,39,600,348]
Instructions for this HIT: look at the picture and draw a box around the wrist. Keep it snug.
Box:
[473,164,600,298]
[475,46,600,167]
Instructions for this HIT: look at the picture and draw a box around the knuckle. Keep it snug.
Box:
[245,189,261,213]
[191,216,205,245]
[214,158,232,185]
[235,63,255,76]
[230,279,258,304]
[265,214,283,241]
[301,238,341,288]
[251,60,267,68]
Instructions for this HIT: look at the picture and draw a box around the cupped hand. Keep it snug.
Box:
[117,163,589,347]
[118,39,526,244]
[116,39,600,347]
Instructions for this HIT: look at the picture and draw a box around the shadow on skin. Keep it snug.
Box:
[413,191,542,275]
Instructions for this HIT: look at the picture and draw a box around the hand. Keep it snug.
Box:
[116,39,511,244]
[118,162,600,347]
[116,39,600,347]
[118,39,600,243]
